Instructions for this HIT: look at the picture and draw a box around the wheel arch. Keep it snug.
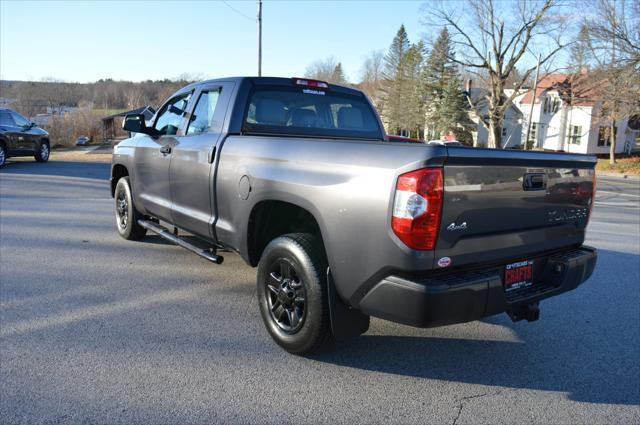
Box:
[111,163,129,197]
[247,200,327,267]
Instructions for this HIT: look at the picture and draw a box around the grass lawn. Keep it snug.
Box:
[596,155,640,175]
[50,151,112,163]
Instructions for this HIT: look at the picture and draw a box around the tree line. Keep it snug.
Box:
[306,0,639,159]
[1,77,195,117]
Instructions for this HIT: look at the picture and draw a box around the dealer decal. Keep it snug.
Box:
[302,89,325,95]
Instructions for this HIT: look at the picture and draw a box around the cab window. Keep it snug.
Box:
[153,93,191,136]
[187,89,221,135]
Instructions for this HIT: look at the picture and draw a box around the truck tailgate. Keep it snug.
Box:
[435,148,596,268]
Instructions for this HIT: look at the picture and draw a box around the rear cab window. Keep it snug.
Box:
[243,82,383,140]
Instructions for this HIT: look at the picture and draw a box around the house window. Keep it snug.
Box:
[569,125,582,145]
[598,126,617,147]
[527,123,539,145]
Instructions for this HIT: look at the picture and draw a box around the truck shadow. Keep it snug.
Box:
[311,248,640,406]
[0,160,111,180]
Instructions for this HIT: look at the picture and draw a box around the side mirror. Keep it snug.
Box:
[123,114,158,136]
[123,114,147,134]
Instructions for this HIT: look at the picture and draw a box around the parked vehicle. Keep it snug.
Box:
[427,140,465,147]
[387,135,424,144]
[0,108,50,166]
[75,135,91,146]
[111,77,598,354]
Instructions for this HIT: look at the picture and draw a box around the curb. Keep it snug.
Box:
[596,171,640,181]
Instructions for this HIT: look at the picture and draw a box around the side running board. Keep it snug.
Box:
[137,219,224,264]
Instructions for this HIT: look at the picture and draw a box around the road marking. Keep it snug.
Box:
[594,201,639,208]
[597,190,640,198]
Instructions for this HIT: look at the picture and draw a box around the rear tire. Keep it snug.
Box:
[34,141,49,163]
[257,233,332,355]
[114,176,147,240]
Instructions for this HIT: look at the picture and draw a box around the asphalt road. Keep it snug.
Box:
[1,160,639,424]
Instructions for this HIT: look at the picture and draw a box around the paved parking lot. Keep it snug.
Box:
[1,160,639,424]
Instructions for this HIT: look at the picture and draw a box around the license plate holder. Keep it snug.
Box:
[504,260,534,292]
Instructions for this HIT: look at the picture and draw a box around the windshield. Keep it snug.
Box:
[243,86,382,140]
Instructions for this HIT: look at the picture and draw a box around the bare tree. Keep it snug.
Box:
[123,84,145,110]
[359,50,385,111]
[426,0,570,148]
[583,0,640,163]
[304,57,348,85]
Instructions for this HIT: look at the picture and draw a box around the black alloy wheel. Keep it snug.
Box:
[257,233,332,354]
[265,258,307,333]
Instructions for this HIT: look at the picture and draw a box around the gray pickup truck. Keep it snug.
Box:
[111,77,597,354]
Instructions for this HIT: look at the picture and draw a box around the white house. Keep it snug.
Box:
[516,72,639,154]
[467,87,523,148]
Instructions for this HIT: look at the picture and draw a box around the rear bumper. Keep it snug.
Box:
[358,246,597,328]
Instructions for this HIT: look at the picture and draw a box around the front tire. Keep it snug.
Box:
[34,141,49,163]
[257,233,332,355]
[0,143,6,167]
[114,176,147,240]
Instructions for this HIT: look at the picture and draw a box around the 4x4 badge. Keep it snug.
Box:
[447,222,467,231]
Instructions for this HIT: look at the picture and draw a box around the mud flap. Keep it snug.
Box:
[327,268,370,340]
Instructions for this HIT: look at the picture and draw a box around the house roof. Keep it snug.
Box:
[467,87,523,117]
[520,73,570,104]
[520,71,604,107]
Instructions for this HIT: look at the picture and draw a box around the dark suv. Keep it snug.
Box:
[0,108,50,166]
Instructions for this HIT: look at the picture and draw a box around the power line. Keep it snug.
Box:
[258,0,262,76]
[221,0,255,21]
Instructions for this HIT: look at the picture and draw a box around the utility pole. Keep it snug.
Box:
[257,0,262,77]
[524,54,541,151]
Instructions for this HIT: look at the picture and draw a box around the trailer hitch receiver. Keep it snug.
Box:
[507,301,540,322]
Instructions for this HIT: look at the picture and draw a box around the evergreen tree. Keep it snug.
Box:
[383,25,410,80]
[421,28,473,143]
[440,74,474,143]
[400,41,425,137]
[330,63,347,85]
[381,25,410,134]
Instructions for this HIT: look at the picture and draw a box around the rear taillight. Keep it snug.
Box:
[391,168,443,250]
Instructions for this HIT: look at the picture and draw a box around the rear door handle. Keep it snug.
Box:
[160,145,172,155]
[523,173,547,191]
